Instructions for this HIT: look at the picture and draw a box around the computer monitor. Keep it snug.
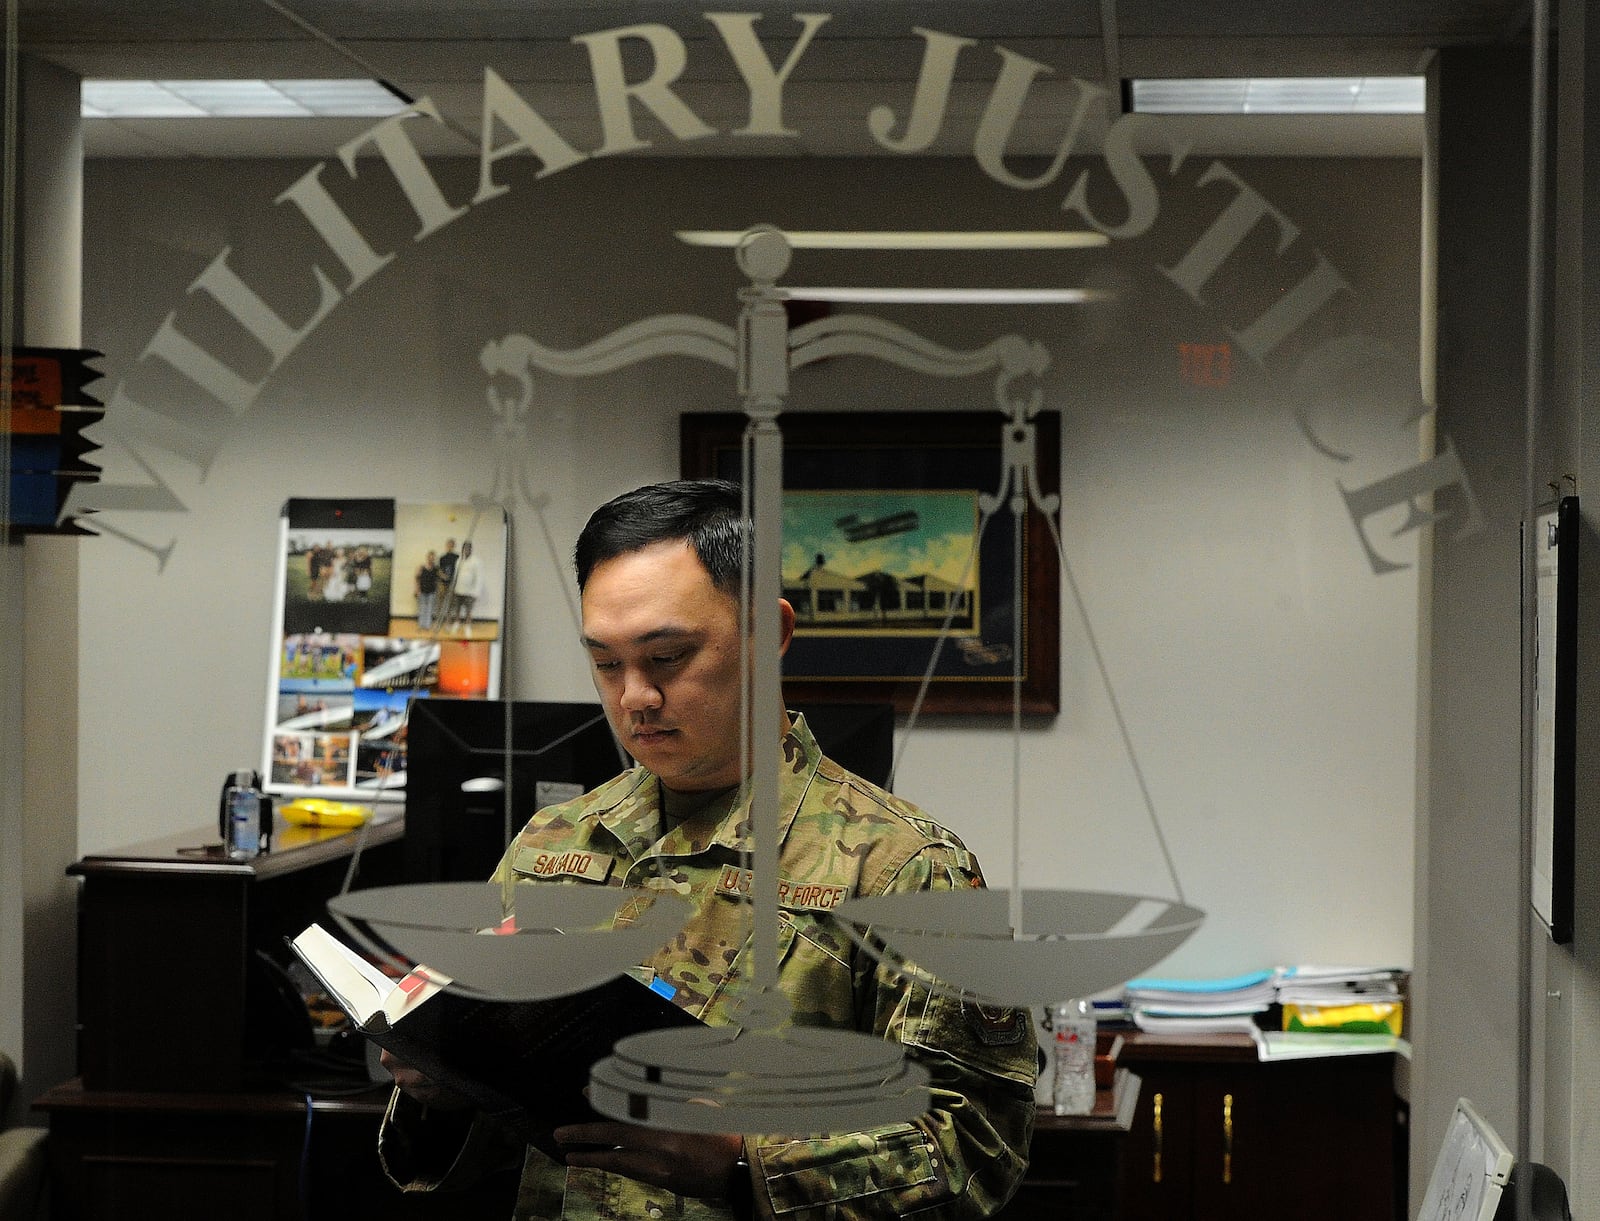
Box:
[404,698,898,884]
[403,699,626,883]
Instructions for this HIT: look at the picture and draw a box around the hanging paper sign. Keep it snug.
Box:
[4,346,104,536]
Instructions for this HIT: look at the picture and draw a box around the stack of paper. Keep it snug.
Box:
[1124,970,1277,1035]
[1276,964,1407,1042]
[1275,964,1405,1007]
[1256,1030,1411,1061]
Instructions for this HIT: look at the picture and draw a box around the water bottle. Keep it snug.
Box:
[1048,998,1097,1116]
[225,771,262,859]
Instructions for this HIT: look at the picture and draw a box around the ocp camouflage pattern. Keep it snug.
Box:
[380,714,1036,1219]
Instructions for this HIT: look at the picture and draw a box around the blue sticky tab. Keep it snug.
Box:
[648,976,676,1000]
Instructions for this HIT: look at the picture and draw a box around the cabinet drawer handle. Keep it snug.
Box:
[1222,1093,1234,1185]
[1151,1091,1163,1183]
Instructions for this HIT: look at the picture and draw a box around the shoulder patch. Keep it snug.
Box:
[961,993,1028,1046]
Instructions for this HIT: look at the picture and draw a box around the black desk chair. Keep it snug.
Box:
[0,1052,47,1221]
[1492,1163,1573,1221]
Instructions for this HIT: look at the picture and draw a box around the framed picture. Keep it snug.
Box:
[681,411,1060,714]
[1532,494,1578,944]
[262,497,509,802]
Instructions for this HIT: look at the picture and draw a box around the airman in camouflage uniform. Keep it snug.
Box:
[381,715,1037,1219]
[379,479,1036,1219]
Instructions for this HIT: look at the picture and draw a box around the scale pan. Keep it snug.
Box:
[327,881,693,1000]
[590,1025,931,1135]
[832,888,1205,1007]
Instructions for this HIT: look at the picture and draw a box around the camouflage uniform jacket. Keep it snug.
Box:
[379,715,1037,1220]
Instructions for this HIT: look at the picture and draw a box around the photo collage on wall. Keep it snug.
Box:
[261,498,508,802]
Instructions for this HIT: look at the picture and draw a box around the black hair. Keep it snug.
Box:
[574,479,750,595]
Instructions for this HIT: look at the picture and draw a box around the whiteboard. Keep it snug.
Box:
[1416,1099,1513,1221]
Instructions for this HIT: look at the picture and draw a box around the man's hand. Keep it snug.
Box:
[553,1121,744,1199]
[378,1048,473,1110]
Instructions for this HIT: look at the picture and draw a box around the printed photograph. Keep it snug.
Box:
[282,526,395,636]
[353,687,412,741]
[269,730,353,788]
[360,636,440,691]
[274,691,355,733]
[391,502,508,642]
[278,633,361,692]
[355,736,406,792]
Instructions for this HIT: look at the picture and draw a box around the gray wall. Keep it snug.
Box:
[1416,47,1531,1188]
[1424,34,1600,1219]
[3,55,83,1112]
[1545,0,1600,1205]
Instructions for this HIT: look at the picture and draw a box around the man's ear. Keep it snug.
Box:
[777,598,797,656]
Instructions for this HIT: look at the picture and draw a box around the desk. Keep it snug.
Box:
[69,813,407,1093]
[999,1068,1141,1220]
[34,1078,517,1221]
[38,815,507,1221]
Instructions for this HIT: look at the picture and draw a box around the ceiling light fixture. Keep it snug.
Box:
[779,287,1111,306]
[677,230,1108,250]
[81,79,409,119]
[1130,76,1424,115]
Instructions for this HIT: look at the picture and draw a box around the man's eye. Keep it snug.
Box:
[652,652,686,666]
[591,659,619,672]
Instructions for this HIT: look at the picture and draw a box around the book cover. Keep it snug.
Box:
[289,922,703,1156]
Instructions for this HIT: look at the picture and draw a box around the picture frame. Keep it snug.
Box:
[1532,494,1578,944]
[681,411,1060,715]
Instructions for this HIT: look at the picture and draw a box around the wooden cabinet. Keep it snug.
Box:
[1000,1070,1141,1221]
[1116,1033,1405,1221]
[38,817,522,1220]
[69,815,410,1094]
[35,1080,518,1221]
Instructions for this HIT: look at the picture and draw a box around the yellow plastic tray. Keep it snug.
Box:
[280,798,371,828]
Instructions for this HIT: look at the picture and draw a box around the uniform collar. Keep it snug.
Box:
[592,714,823,862]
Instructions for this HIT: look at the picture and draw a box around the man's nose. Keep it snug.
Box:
[619,670,662,712]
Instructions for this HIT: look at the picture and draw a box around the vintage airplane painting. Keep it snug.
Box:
[782,489,979,635]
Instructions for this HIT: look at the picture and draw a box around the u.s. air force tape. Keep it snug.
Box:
[511,846,617,883]
[715,865,848,913]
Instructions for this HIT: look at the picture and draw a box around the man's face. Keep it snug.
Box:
[581,539,780,793]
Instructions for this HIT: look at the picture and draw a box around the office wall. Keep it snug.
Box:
[5,56,84,1108]
[1546,3,1600,1209]
[1425,39,1600,1217]
[73,152,1422,982]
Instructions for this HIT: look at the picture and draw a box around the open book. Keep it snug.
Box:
[289,922,701,1155]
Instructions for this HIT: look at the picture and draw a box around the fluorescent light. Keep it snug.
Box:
[82,82,208,118]
[1130,76,1424,115]
[780,287,1112,305]
[677,230,1108,250]
[82,79,408,119]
